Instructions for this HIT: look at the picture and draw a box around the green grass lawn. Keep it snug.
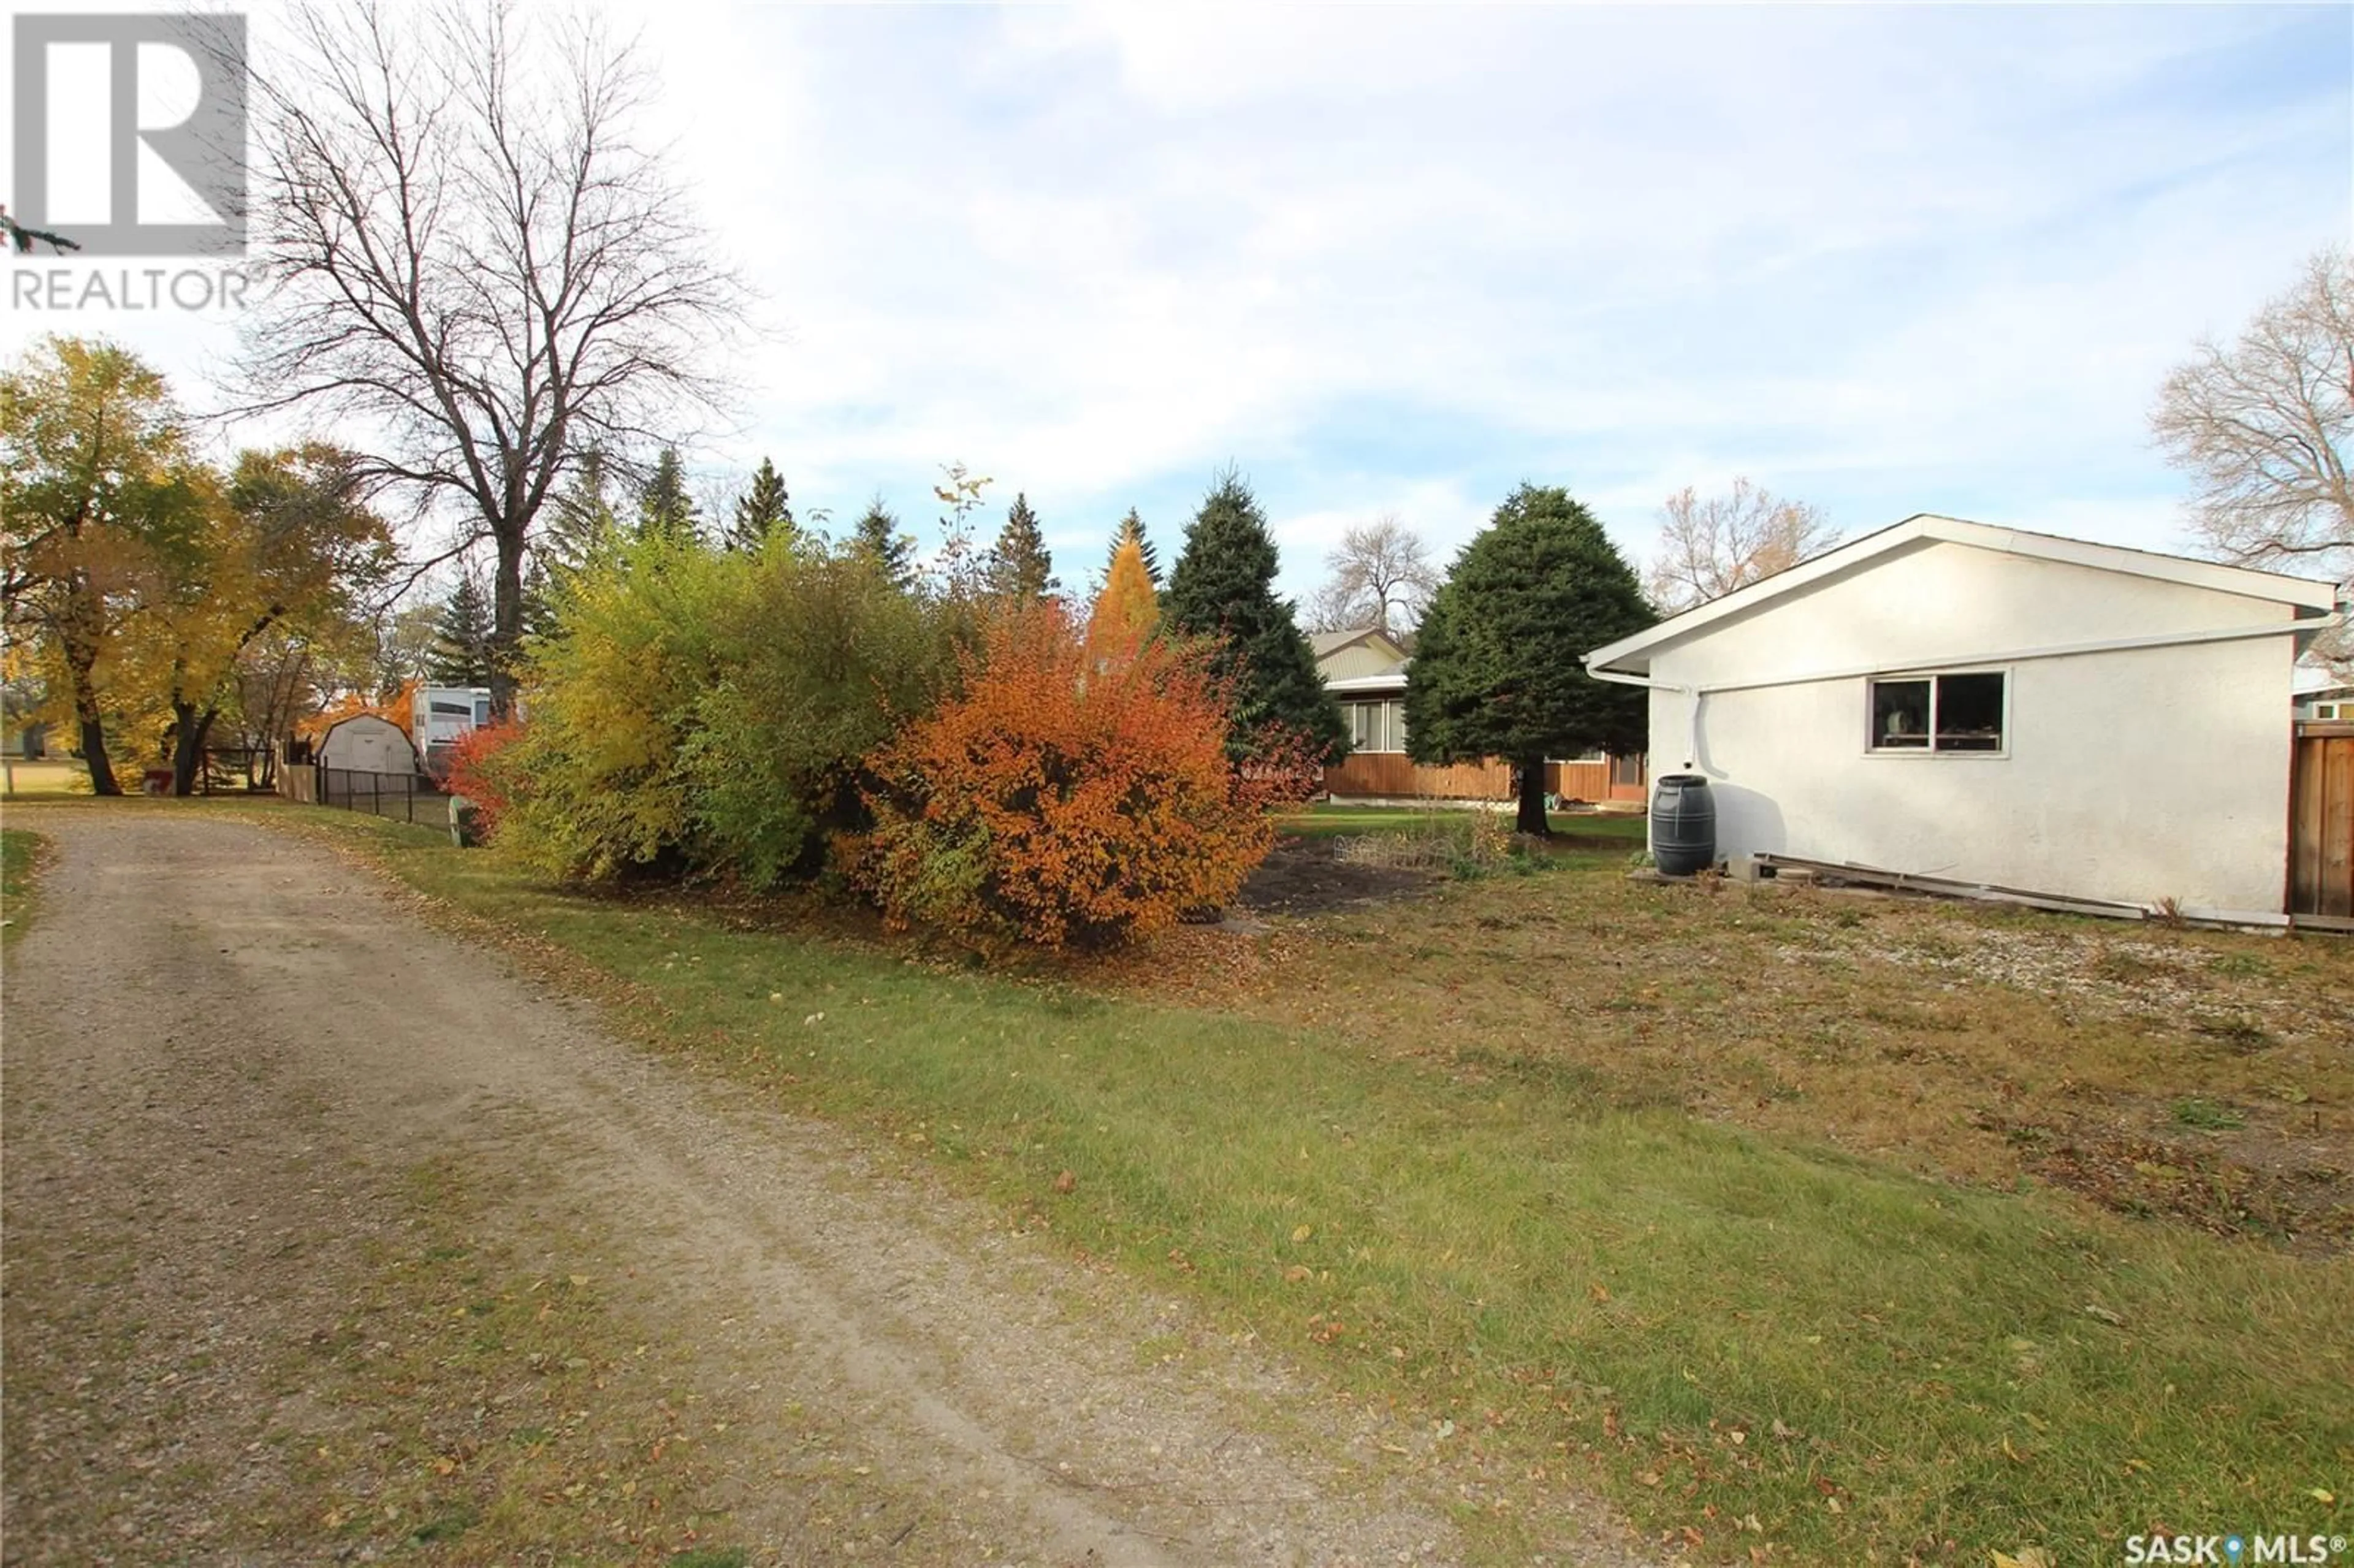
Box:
[1,828,41,940]
[1,758,91,798]
[254,804,2351,1567]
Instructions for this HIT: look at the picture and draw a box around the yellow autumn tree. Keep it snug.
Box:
[1087,535,1160,657]
[1,337,205,793]
[113,444,392,792]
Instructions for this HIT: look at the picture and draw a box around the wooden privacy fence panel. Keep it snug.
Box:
[1550,761,1609,801]
[2290,721,2354,918]
[1324,753,1649,802]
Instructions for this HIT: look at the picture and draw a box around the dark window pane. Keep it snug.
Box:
[1872,680,1931,748]
[1936,672,2005,751]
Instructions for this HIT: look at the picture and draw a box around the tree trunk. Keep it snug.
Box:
[59,579,121,795]
[488,528,525,720]
[1515,753,1550,837]
[77,707,121,796]
[170,702,218,796]
[66,652,121,796]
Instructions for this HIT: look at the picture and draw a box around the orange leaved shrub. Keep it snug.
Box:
[849,605,1312,950]
[441,718,525,840]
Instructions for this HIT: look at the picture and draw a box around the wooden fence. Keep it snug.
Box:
[2290,720,2353,919]
[1322,753,1647,804]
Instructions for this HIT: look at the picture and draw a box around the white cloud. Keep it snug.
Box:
[5,2,2344,603]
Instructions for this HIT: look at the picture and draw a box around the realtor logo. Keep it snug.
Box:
[10,13,246,256]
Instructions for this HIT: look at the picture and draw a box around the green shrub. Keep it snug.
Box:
[496,531,959,887]
[493,529,739,880]
[683,549,959,887]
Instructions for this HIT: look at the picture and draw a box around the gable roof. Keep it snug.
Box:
[1585,514,2339,675]
[1309,626,1409,660]
[2295,662,2354,698]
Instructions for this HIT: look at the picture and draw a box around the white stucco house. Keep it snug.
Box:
[1583,515,2341,916]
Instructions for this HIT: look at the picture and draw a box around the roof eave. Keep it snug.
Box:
[1583,514,2341,672]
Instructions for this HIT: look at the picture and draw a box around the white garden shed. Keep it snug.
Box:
[315,712,420,778]
[1583,516,2341,917]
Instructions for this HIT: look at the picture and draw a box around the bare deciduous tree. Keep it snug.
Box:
[1645,478,1836,611]
[234,0,747,714]
[2153,247,2353,584]
[1306,513,1438,634]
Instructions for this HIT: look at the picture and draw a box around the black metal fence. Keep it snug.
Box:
[313,766,452,829]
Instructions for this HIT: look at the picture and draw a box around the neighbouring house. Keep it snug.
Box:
[314,712,421,778]
[1582,514,2342,916]
[2293,661,2353,721]
[1311,627,1647,805]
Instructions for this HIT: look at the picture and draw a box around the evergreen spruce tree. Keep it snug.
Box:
[1105,508,1161,586]
[1404,484,1653,835]
[425,576,497,687]
[543,443,620,573]
[636,447,698,542]
[984,492,1058,600]
[1163,471,1347,762]
[851,498,916,590]
[519,556,559,647]
[729,457,793,552]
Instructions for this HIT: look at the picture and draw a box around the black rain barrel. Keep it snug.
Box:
[1650,774,1716,877]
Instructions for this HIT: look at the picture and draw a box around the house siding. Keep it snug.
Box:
[1640,539,2301,911]
[1317,640,1408,680]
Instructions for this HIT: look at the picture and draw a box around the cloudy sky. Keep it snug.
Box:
[4,2,2348,601]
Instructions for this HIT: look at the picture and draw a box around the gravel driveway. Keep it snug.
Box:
[1,815,1634,1566]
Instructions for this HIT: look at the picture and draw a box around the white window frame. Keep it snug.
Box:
[1344,697,1406,753]
[1865,667,2010,758]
